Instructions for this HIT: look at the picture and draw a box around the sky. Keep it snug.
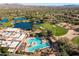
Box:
[22,3,79,6]
[0,0,79,6]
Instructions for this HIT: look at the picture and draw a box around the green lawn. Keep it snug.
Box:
[2,22,13,27]
[72,36,79,45]
[34,22,68,36]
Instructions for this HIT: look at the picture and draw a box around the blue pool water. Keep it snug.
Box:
[26,37,50,52]
[27,37,42,45]
[14,22,32,30]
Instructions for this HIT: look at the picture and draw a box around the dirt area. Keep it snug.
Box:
[56,23,79,40]
[58,30,79,40]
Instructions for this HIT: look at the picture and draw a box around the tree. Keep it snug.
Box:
[47,30,53,37]
[56,37,79,56]
[0,45,9,56]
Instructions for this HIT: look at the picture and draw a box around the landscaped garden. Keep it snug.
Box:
[34,22,68,36]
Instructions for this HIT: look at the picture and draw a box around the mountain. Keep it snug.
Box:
[0,3,79,9]
[63,4,79,8]
[0,3,27,8]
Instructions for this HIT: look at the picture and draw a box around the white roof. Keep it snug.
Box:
[1,41,7,47]
[16,34,25,40]
[1,45,7,47]
[0,41,12,47]
[2,32,8,36]
[0,40,20,48]
[0,28,26,50]
[5,32,12,37]
[0,30,3,34]
[5,28,20,32]
[1,41,6,45]
[7,37,13,40]
[6,41,12,46]
[13,32,21,38]
[9,41,20,48]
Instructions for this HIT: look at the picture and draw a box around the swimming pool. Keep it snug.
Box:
[27,37,42,45]
[27,42,50,52]
[26,37,50,52]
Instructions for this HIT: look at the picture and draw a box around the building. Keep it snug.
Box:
[0,27,50,53]
[0,28,27,53]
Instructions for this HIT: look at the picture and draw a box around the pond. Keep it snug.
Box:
[14,22,32,30]
[0,17,8,23]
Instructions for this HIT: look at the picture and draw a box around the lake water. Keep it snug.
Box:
[14,22,32,30]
